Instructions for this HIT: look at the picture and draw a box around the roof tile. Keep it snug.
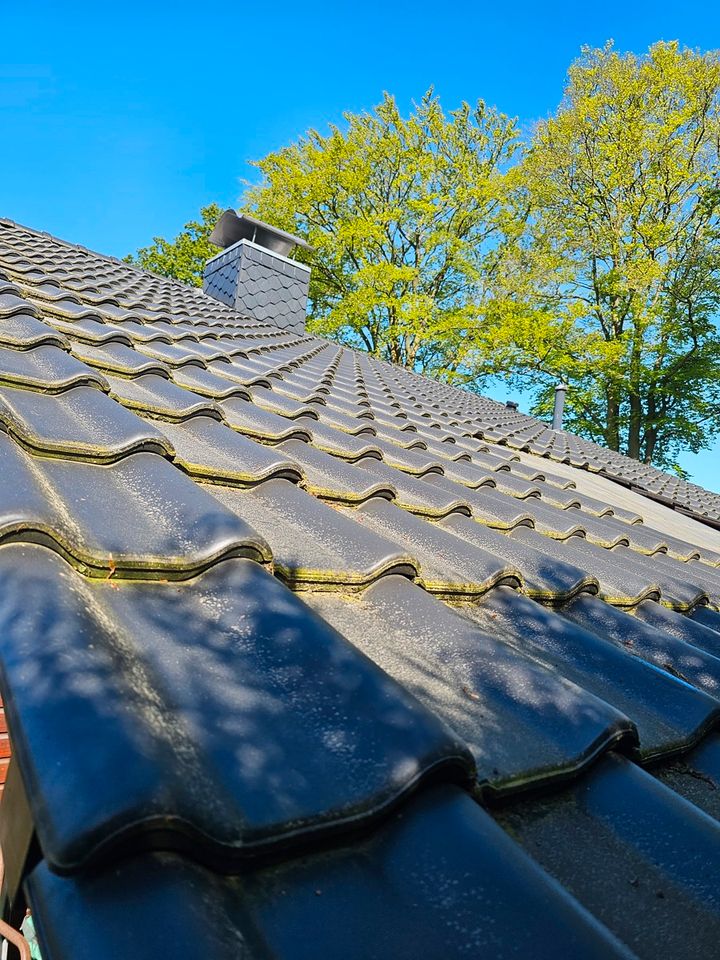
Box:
[0,436,267,575]
[0,547,470,873]
[0,343,108,392]
[154,416,304,486]
[0,383,173,461]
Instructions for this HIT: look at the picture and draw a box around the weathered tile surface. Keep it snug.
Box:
[2,218,720,960]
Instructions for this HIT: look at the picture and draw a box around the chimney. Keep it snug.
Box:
[203,209,312,335]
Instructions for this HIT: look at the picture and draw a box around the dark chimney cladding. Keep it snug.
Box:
[203,210,312,336]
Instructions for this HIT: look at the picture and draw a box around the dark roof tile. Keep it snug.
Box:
[494,753,720,960]
[0,383,174,461]
[310,577,634,795]
[355,498,522,597]
[0,438,268,575]
[26,784,634,960]
[358,457,475,517]
[511,498,589,540]
[249,385,318,418]
[106,373,220,420]
[170,364,252,399]
[563,594,720,689]
[295,417,382,460]
[441,514,598,601]
[69,340,170,377]
[308,402,376,435]
[0,343,108,392]
[0,547,470,873]
[219,396,312,443]
[606,546,708,610]
[469,587,720,759]
[40,314,133,347]
[425,475,536,529]
[370,437,443,474]
[209,479,417,588]
[516,526,662,605]
[279,439,396,503]
[0,313,68,350]
[634,600,720,658]
[154,416,304,486]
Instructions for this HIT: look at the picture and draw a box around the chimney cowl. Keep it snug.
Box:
[203,211,312,335]
[209,209,312,258]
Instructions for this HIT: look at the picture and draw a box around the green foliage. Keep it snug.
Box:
[126,49,720,470]
[124,203,223,286]
[246,90,519,375]
[480,41,720,468]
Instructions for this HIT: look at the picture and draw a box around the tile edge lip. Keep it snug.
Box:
[29,751,476,878]
[0,534,273,581]
[0,429,175,464]
[478,722,640,805]
[273,559,419,591]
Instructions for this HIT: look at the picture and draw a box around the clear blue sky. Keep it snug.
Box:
[2,0,719,489]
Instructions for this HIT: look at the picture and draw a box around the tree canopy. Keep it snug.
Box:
[124,203,222,286]
[480,41,720,471]
[126,43,720,472]
[247,91,518,374]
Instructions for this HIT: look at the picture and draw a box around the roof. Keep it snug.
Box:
[1,217,720,959]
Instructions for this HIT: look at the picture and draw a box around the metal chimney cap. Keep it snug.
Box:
[209,209,312,257]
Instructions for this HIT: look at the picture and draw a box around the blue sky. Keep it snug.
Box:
[2,0,719,489]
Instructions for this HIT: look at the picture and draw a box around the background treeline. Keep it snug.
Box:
[127,42,720,472]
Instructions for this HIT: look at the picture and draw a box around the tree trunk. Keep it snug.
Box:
[643,392,657,464]
[627,392,642,460]
[606,386,620,451]
[643,427,657,464]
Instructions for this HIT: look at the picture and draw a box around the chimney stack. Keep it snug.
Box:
[203,210,312,335]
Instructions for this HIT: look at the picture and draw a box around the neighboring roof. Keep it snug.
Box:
[1,217,720,959]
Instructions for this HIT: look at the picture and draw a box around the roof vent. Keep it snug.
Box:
[203,210,312,335]
[553,383,568,430]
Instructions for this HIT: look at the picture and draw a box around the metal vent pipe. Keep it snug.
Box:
[552,383,568,430]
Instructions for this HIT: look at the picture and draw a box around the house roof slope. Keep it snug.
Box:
[1,218,720,958]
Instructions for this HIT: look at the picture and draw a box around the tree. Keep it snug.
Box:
[478,41,720,470]
[246,91,519,375]
[124,203,222,286]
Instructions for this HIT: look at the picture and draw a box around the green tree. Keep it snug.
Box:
[247,91,519,374]
[124,203,222,286]
[479,41,720,469]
